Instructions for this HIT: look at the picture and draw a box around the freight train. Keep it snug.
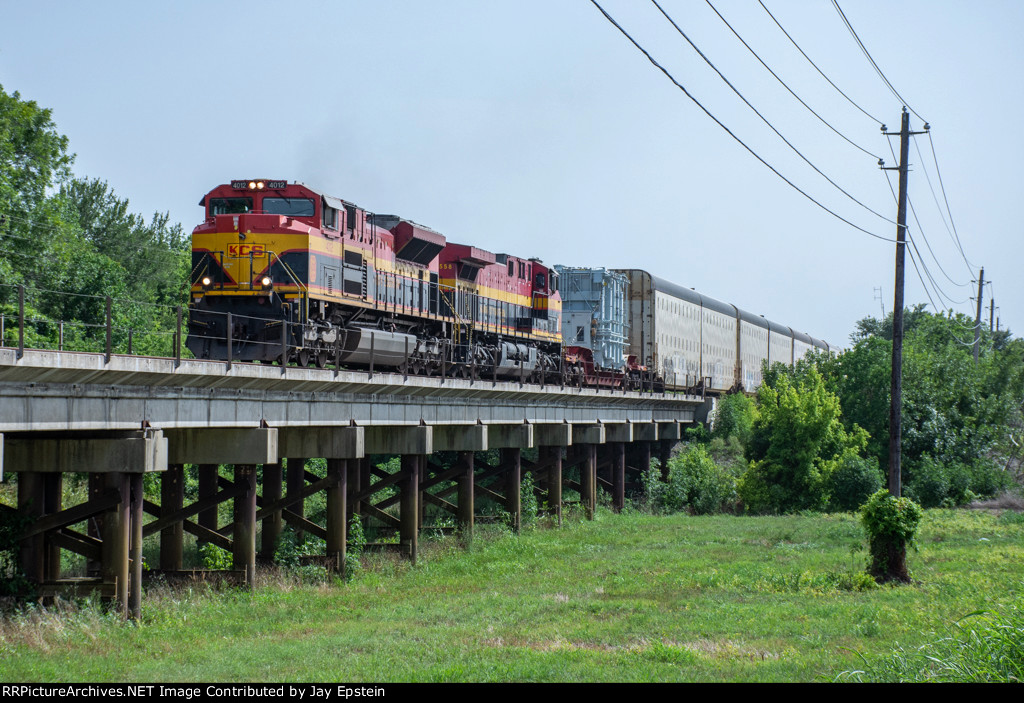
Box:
[187,179,834,393]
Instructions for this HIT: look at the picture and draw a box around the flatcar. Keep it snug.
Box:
[187,179,562,381]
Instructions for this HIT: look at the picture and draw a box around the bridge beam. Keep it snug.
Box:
[277,427,364,460]
[364,426,432,456]
[486,423,533,450]
[4,430,167,474]
[164,428,277,465]
[432,425,487,452]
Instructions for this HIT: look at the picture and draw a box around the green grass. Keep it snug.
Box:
[1,508,1021,682]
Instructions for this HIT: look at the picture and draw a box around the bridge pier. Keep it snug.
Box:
[4,431,166,619]
[260,462,282,561]
[571,424,604,519]
[487,424,533,532]
[163,428,277,588]
[534,423,571,525]
[657,422,681,480]
[233,465,257,588]
[361,426,431,562]
[431,425,487,542]
[276,427,363,573]
[286,457,308,544]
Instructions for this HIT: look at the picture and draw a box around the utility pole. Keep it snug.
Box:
[973,268,984,364]
[990,298,995,333]
[874,286,885,318]
[881,108,926,497]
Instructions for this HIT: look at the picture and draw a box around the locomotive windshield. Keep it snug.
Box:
[263,197,315,217]
[209,197,253,215]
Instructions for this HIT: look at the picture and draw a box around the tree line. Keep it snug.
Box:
[0,84,189,355]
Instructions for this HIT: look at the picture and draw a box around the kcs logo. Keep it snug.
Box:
[228,244,266,256]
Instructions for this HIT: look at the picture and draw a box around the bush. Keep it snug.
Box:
[828,455,884,512]
[344,516,366,580]
[906,456,1011,508]
[861,489,923,583]
[643,445,736,515]
[712,392,757,445]
[739,364,868,514]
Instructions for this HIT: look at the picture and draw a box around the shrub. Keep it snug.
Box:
[712,392,757,445]
[199,543,232,571]
[828,454,884,512]
[739,364,868,514]
[344,516,366,580]
[861,489,923,583]
[643,445,736,515]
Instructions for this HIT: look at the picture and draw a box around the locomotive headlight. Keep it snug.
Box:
[260,276,272,290]
[201,276,213,290]
[256,181,265,190]
[248,181,257,190]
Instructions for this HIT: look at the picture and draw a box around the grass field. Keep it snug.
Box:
[1,507,1021,682]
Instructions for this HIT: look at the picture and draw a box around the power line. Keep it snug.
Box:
[703,0,881,160]
[651,0,897,226]
[882,138,970,290]
[925,130,977,271]
[589,0,895,243]
[758,0,884,126]
[905,246,938,313]
[881,163,968,309]
[830,0,927,123]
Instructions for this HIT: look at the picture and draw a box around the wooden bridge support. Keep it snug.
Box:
[160,464,184,571]
[286,457,307,544]
[260,462,282,561]
[233,465,257,588]
[501,448,522,533]
[1,420,680,618]
[325,459,347,573]
[400,454,420,563]
[456,451,474,535]
[4,431,166,619]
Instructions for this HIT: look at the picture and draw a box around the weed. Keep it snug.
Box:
[840,597,1024,682]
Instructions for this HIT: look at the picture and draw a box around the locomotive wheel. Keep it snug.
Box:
[315,350,328,369]
[298,348,310,367]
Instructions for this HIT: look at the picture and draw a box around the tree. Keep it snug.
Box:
[0,85,74,291]
[738,362,868,513]
[820,309,1022,506]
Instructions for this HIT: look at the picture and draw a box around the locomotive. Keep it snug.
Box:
[187,179,575,384]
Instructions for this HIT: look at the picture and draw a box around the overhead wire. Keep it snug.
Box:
[758,0,884,126]
[880,138,970,290]
[881,159,969,313]
[925,131,977,271]
[830,0,927,124]
[703,0,880,160]
[882,136,970,305]
[588,0,895,243]
[650,0,898,226]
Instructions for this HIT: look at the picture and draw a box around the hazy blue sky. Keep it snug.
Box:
[3,0,1021,346]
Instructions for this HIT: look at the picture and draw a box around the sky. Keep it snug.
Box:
[3,0,1021,347]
